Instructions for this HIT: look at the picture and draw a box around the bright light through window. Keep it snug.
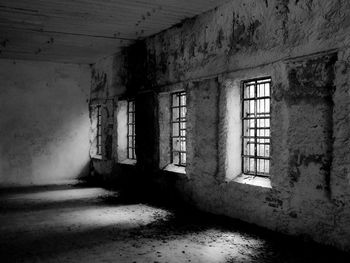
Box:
[242,77,271,177]
[127,100,136,160]
[96,105,102,156]
[171,91,187,166]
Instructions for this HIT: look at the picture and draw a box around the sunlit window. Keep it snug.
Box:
[242,77,271,177]
[171,91,187,166]
[127,100,136,160]
[96,105,102,156]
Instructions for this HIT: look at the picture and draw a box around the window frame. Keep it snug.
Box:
[170,91,187,167]
[127,99,136,160]
[241,77,271,178]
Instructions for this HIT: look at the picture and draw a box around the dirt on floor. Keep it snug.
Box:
[0,185,349,263]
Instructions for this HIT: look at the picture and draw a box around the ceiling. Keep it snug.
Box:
[0,0,229,64]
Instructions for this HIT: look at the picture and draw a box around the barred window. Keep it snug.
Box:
[242,77,271,177]
[171,91,187,166]
[127,100,136,160]
[96,105,102,156]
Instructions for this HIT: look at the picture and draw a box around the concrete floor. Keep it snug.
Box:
[0,185,349,263]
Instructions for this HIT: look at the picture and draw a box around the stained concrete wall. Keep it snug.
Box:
[90,0,350,251]
[89,55,121,178]
[0,59,91,186]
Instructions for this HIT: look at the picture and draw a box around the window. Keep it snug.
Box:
[242,77,271,177]
[96,105,102,156]
[171,91,187,166]
[127,100,136,160]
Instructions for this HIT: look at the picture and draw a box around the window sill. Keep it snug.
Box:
[232,174,272,189]
[163,164,186,175]
[118,159,137,166]
[91,155,103,160]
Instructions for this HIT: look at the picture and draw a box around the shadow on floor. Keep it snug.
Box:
[0,184,349,263]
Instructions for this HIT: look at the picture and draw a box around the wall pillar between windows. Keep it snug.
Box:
[116,100,128,163]
[187,78,219,183]
[135,91,159,174]
[158,92,172,169]
[330,48,350,243]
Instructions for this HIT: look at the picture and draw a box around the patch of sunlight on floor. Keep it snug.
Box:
[5,188,107,202]
[0,204,171,233]
[61,205,171,229]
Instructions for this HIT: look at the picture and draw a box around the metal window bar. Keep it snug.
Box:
[96,105,102,155]
[171,91,187,166]
[241,77,271,177]
[127,100,136,160]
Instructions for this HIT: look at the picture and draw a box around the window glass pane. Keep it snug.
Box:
[258,129,267,137]
[180,153,186,165]
[244,84,254,98]
[129,113,134,123]
[180,95,186,106]
[172,138,180,151]
[257,159,269,174]
[243,138,255,156]
[172,123,179,136]
[243,85,248,98]
[265,84,270,97]
[257,99,266,114]
[266,98,270,112]
[242,120,248,135]
[180,107,186,118]
[265,144,270,157]
[244,120,255,136]
[258,84,264,97]
[257,144,266,157]
[172,151,179,165]
[172,94,179,106]
[243,101,249,117]
[265,160,270,173]
[249,100,255,115]
[249,158,255,173]
[172,108,179,121]
[180,139,186,152]
[243,157,248,173]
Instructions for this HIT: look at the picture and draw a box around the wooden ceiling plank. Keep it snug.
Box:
[0,0,229,63]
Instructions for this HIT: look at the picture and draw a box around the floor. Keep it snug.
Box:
[0,185,349,263]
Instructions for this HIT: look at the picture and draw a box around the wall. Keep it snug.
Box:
[89,55,123,178]
[91,0,350,251]
[0,59,91,186]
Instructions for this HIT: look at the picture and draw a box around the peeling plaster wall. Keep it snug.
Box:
[144,0,350,86]
[0,59,90,186]
[89,55,124,177]
[91,0,350,251]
